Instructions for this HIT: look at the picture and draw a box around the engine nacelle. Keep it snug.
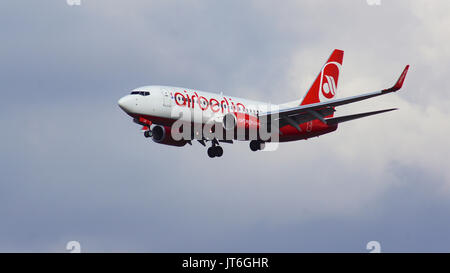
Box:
[151,125,188,147]
[222,112,260,131]
[222,113,236,131]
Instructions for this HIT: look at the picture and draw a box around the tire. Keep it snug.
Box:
[250,140,259,151]
[207,147,216,158]
[216,146,223,157]
[144,131,152,138]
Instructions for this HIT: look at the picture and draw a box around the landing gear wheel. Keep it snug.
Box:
[144,130,152,138]
[207,147,216,158]
[216,146,223,157]
[250,140,260,151]
[207,145,223,158]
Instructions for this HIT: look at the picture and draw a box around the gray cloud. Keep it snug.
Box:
[0,0,449,252]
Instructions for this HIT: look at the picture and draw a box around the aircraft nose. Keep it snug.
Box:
[118,96,133,112]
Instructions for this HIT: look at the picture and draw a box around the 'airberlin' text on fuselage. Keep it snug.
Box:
[174,90,246,114]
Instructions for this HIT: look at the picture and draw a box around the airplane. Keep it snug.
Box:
[118,49,409,158]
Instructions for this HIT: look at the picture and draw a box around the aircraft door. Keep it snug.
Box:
[162,89,172,107]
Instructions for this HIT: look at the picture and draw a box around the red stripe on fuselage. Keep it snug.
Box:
[127,112,337,142]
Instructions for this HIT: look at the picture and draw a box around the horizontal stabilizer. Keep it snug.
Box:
[325,108,397,125]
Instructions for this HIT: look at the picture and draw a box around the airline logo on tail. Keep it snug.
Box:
[301,49,344,106]
[319,61,341,101]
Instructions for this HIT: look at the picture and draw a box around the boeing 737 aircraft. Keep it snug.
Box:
[118,49,409,158]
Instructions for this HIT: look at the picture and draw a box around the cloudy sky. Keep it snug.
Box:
[1,0,449,252]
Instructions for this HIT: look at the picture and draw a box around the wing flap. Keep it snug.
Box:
[325,108,398,125]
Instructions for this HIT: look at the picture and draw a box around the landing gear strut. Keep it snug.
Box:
[207,140,223,158]
[250,140,264,151]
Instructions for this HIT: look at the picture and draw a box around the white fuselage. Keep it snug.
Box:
[118,85,277,125]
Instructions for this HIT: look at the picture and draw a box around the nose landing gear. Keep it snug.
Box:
[144,130,152,138]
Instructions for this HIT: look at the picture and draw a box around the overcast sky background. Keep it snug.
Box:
[1,0,450,252]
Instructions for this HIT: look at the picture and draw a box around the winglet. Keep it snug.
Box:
[384,65,409,92]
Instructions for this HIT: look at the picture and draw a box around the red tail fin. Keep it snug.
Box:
[301,49,344,107]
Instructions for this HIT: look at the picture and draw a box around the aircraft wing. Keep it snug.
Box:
[325,108,398,125]
[259,65,409,128]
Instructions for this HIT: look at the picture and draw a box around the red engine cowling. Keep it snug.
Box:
[222,112,260,131]
[151,125,188,147]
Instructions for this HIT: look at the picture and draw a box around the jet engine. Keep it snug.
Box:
[221,112,259,131]
[151,125,188,147]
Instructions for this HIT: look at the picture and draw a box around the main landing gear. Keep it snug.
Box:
[249,140,265,152]
[207,140,223,158]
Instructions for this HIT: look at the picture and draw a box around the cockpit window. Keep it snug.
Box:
[130,91,150,96]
